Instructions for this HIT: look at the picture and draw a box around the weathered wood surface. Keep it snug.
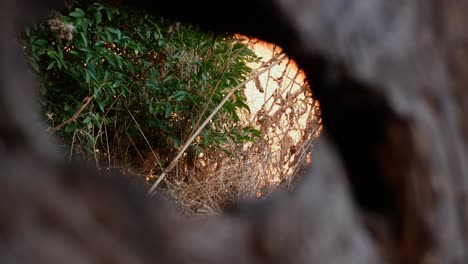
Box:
[1,0,468,263]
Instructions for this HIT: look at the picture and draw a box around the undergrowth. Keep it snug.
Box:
[23,0,322,215]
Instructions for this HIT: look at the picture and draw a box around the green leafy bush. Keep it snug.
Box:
[23,1,261,168]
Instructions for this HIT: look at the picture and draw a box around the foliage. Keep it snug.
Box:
[23,1,261,168]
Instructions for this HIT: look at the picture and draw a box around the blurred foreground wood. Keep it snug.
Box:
[1,0,468,263]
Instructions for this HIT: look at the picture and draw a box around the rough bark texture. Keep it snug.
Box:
[1,0,468,263]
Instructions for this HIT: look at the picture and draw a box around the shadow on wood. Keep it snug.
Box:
[1,0,468,263]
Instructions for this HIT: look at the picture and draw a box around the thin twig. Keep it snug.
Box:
[48,96,92,133]
[47,81,109,133]
[123,103,163,172]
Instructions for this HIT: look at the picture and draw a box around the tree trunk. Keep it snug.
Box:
[1,0,467,263]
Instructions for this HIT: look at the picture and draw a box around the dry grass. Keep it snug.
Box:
[75,40,323,215]
[147,49,322,215]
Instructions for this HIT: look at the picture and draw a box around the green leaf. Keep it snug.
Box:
[93,40,105,47]
[98,101,105,112]
[80,32,89,47]
[85,71,91,83]
[173,138,181,149]
[46,50,60,63]
[69,8,85,18]
[165,107,172,118]
[84,53,93,64]
[57,46,64,60]
[29,60,40,72]
[104,31,113,43]
[37,46,47,56]
[106,8,113,21]
[34,39,48,47]
[133,47,139,55]
[106,27,121,40]
[95,10,102,25]
[46,61,56,70]
[153,32,161,40]
[158,39,164,47]
[83,116,92,124]
[82,18,93,32]
[106,27,117,34]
